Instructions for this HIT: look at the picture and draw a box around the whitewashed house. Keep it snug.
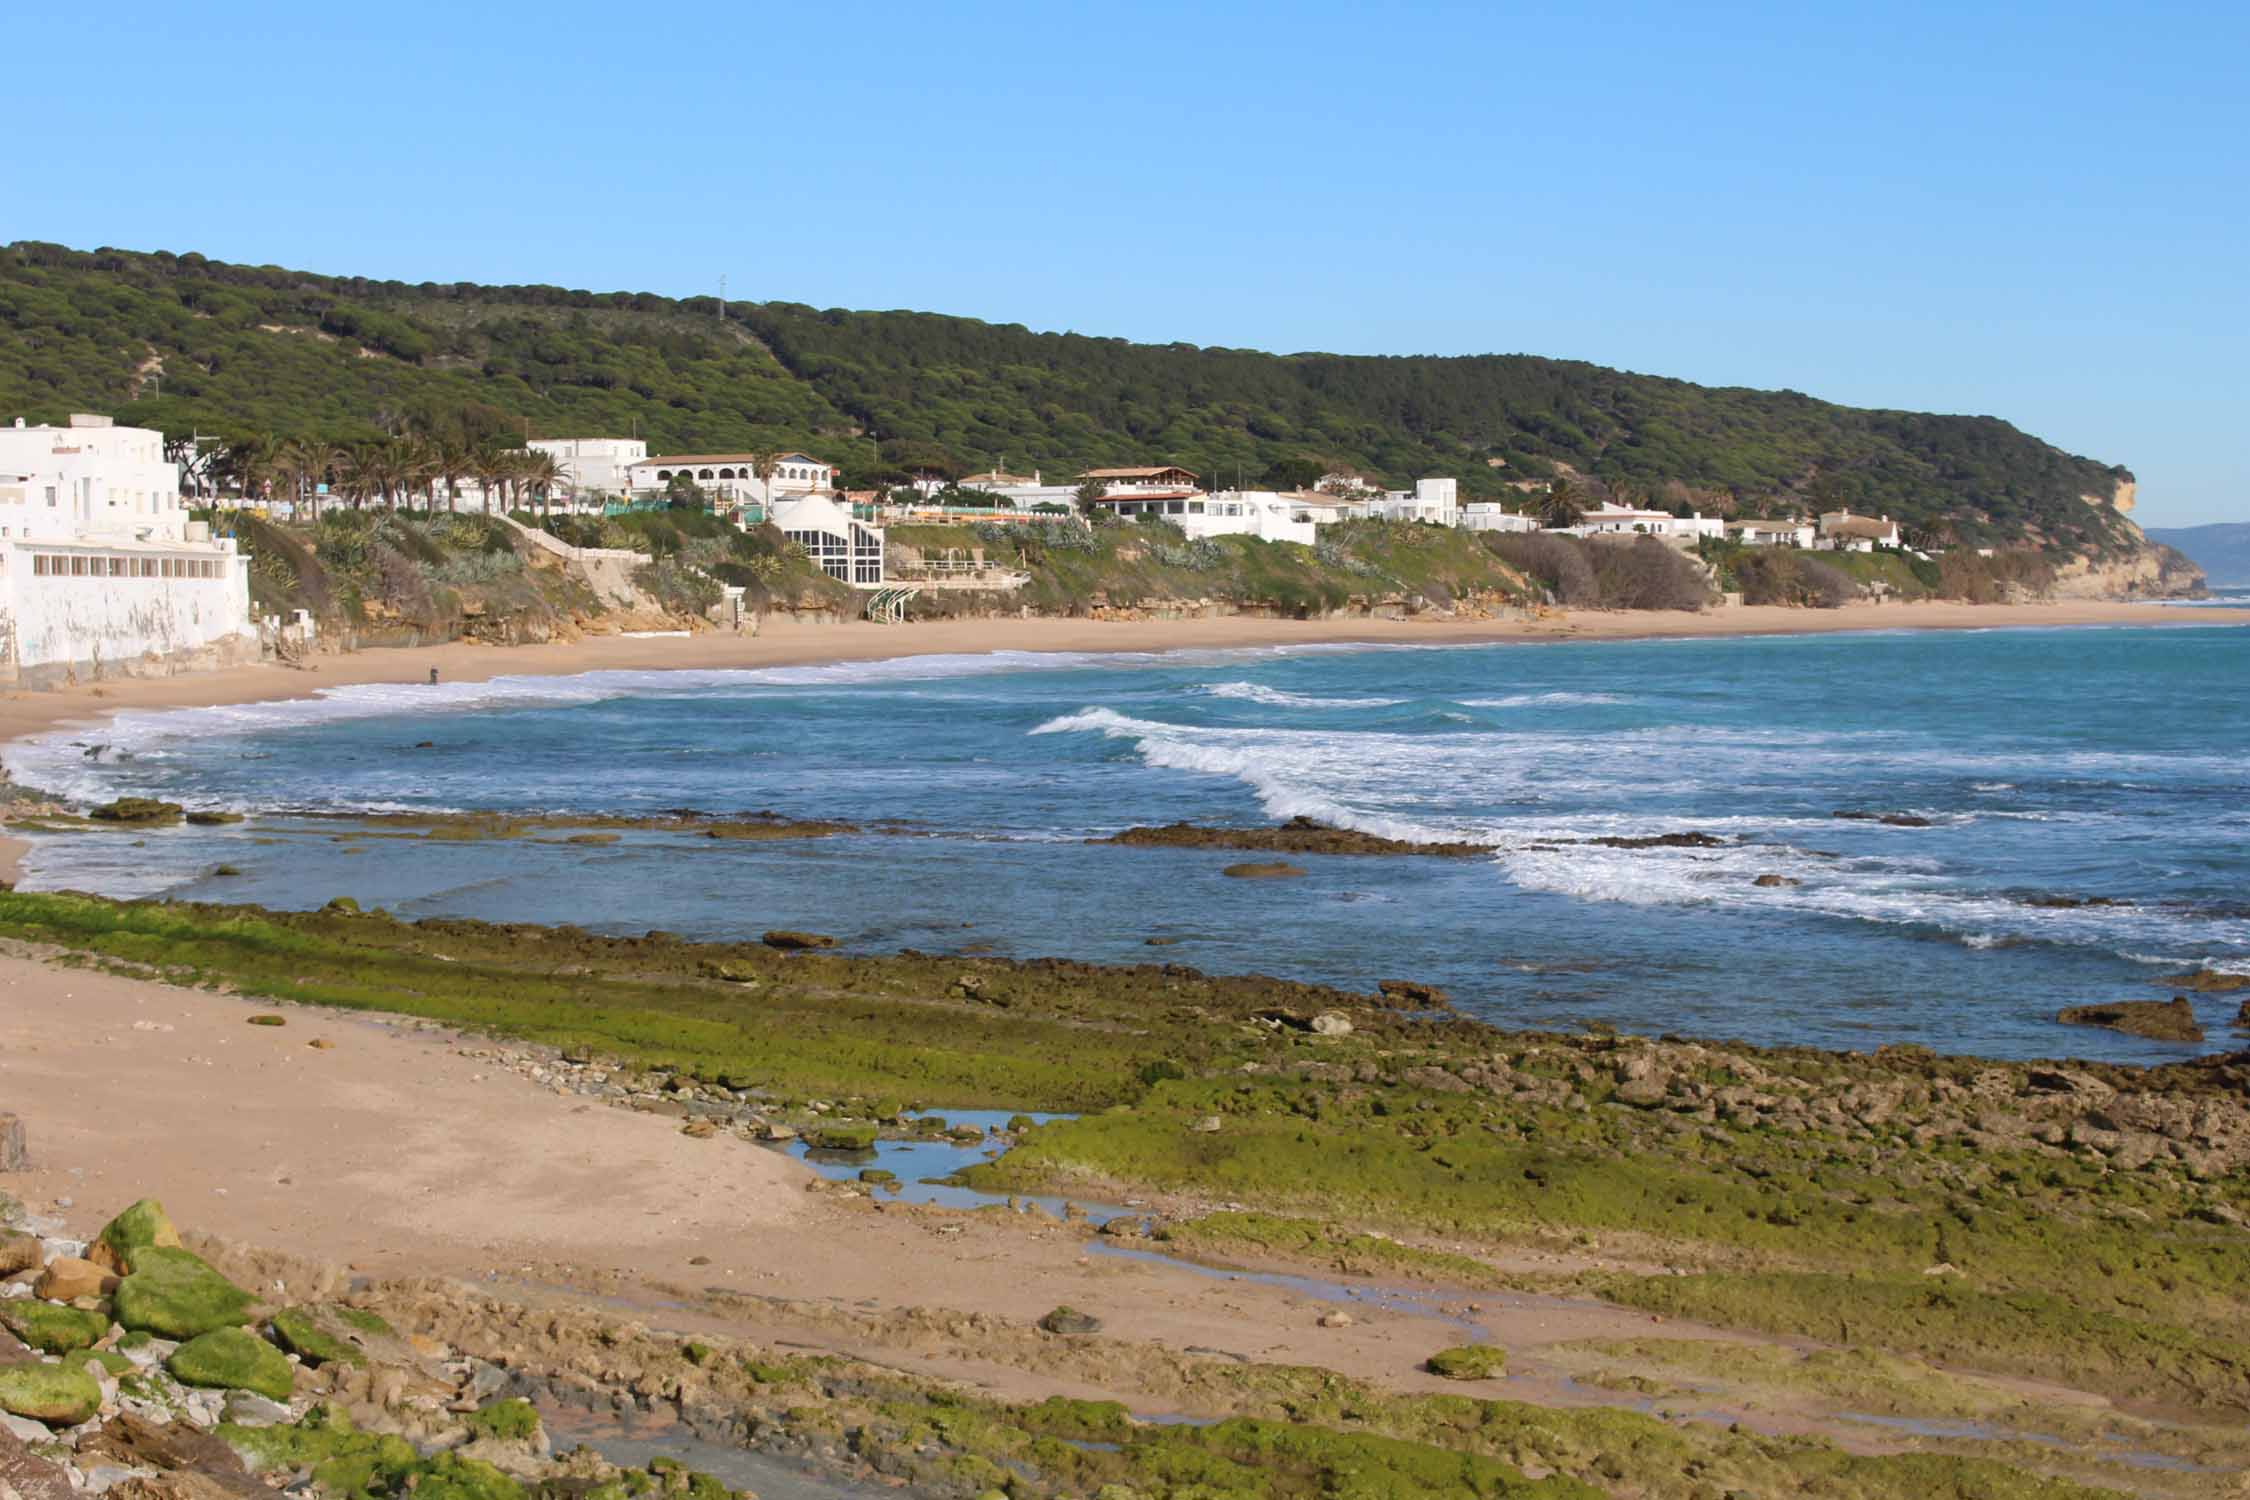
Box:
[528,437,647,502]
[0,414,255,686]
[1081,467,1318,545]
[1729,518,1816,548]
[1818,510,1902,552]
[1459,502,1538,534]
[626,451,835,506]
[1369,477,1460,525]
[1557,500,1725,543]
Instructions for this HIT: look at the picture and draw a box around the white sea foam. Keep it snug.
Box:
[1458,691,1631,708]
[1200,681,1404,709]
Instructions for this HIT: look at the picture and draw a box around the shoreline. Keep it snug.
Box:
[0,597,2239,760]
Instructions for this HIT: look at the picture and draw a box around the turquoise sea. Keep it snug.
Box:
[10,617,2247,1063]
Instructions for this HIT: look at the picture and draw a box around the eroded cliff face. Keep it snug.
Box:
[2050,519,2206,600]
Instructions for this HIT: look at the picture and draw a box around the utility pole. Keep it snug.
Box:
[718,274,726,322]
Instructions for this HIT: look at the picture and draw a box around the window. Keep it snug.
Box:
[44,487,56,508]
[70,555,87,576]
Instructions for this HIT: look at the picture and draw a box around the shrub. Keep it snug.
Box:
[1487,533,1600,607]
[1584,536,1713,610]
[1735,550,1857,608]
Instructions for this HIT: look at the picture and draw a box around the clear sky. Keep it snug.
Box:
[7,1,2244,524]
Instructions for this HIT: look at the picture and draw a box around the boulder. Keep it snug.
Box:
[1375,979,1452,1009]
[87,1198,183,1275]
[1752,874,1800,888]
[1310,1011,1354,1037]
[88,798,184,825]
[0,1231,40,1277]
[39,1252,119,1301]
[762,930,836,951]
[267,1306,367,1367]
[166,1326,295,1402]
[1613,1078,1670,1108]
[1038,1306,1102,1335]
[183,811,245,826]
[2055,998,2204,1043]
[811,1124,878,1151]
[114,1246,257,1338]
[0,1363,100,1426]
[1220,861,1305,879]
[2165,969,2250,993]
[0,1299,110,1353]
[1426,1344,1507,1380]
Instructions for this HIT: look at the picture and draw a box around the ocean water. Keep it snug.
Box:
[10,622,2247,1062]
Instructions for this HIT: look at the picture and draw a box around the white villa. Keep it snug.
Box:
[1555,500,1726,543]
[625,451,835,506]
[528,437,646,501]
[1459,502,1538,534]
[1367,477,1460,526]
[0,414,255,686]
[1078,467,1318,545]
[1730,518,1817,548]
[1818,510,1902,551]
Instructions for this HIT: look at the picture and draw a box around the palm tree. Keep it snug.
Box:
[225,435,282,504]
[470,450,509,516]
[521,450,565,517]
[292,440,344,520]
[1537,476,1585,530]
[400,438,440,512]
[336,445,383,511]
[434,442,473,514]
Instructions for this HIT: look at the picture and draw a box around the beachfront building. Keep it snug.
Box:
[624,451,835,506]
[0,414,256,685]
[1730,518,1816,548]
[1818,510,1902,552]
[1459,502,1538,534]
[1368,477,1460,526]
[1555,500,1726,544]
[767,493,885,585]
[528,437,647,503]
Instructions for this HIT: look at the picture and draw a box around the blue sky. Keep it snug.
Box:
[7,1,2244,523]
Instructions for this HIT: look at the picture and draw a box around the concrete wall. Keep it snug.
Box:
[0,541,256,687]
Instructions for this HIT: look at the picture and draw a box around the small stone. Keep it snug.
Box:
[1192,1116,1224,1134]
[220,1391,294,1426]
[1318,1311,1354,1328]
[1309,1011,1353,1037]
[245,1014,287,1027]
[307,1039,335,1050]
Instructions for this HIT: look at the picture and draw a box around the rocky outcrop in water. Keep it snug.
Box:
[2057,998,2205,1043]
[1102,817,1487,858]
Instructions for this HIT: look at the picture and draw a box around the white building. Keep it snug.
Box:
[0,415,255,686]
[528,437,646,500]
[1730,518,1816,548]
[1556,500,1726,543]
[1459,502,1537,534]
[765,494,885,585]
[1369,477,1460,526]
[625,451,835,506]
[1080,466,1318,546]
[1818,510,1902,551]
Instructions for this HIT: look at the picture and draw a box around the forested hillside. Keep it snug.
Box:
[2,241,2140,555]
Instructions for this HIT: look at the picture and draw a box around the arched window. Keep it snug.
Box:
[655,470,673,482]
[718,468,736,480]
[698,469,715,480]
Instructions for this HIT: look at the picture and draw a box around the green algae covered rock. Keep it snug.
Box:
[269,1305,365,1366]
[0,1362,102,1426]
[90,1197,183,1274]
[75,1348,136,1378]
[115,1245,257,1338]
[812,1123,878,1151]
[0,1299,111,1353]
[89,798,184,825]
[1425,1343,1507,1380]
[168,1325,296,1401]
[463,1398,541,1443]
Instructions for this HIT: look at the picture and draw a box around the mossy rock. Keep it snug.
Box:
[0,1299,111,1353]
[1425,1343,1507,1380]
[812,1123,878,1151]
[115,1245,257,1338]
[269,1305,365,1366]
[330,1306,395,1338]
[75,1348,136,1377]
[857,1168,898,1185]
[462,1398,541,1443]
[247,1013,288,1027]
[89,797,184,825]
[321,896,362,915]
[168,1325,296,1401]
[90,1196,183,1274]
[185,811,246,826]
[0,1362,101,1425]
